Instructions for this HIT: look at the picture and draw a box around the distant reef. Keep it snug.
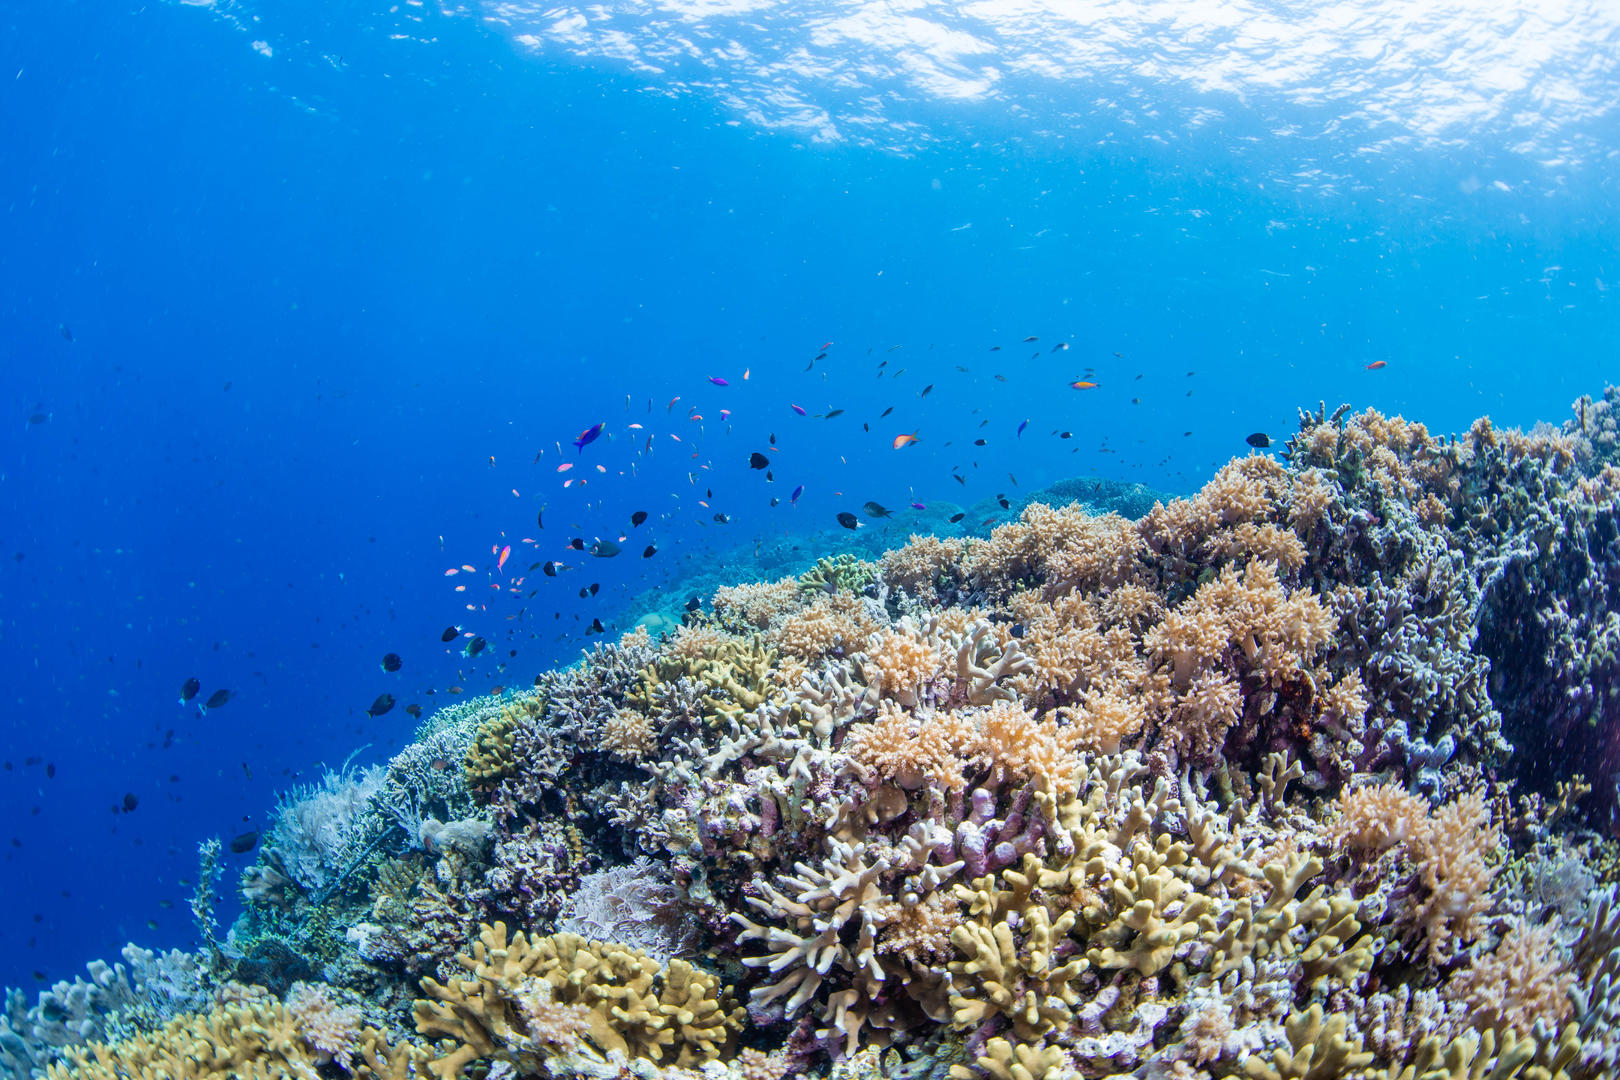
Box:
[7,390,1620,1080]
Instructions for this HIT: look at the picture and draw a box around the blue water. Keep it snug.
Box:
[1,0,1616,990]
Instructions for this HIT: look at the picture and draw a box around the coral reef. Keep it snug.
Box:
[15,392,1620,1080]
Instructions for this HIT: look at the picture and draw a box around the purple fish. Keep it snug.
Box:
[573,421,606,452]
[790,484,804,504]
[790,403,807,416]
[709,376,729,386]
[911,502,925,510]
[1016,418,1028,438]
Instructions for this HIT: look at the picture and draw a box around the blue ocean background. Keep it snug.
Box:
[1,0,1615,990]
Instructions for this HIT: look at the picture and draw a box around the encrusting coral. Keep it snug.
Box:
[17,391,1620,1080]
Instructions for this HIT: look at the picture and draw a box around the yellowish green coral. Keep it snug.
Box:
[412,922,744,1079]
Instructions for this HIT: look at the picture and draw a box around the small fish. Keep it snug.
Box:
[405,703,423,719]
[1071,381,1098,390]
[790,484,804,504]
[685,597,703,612]
[536,509,544,530]
[910,502,925,510]
[1365,360,1387,370]
[766,469,774,482]
[823,409,845,419]
[919,384,933,398]
[954,474,966,486]
[881,406,894,417]
[573,421,606,452]
[713,512,729,524]
[949,512,965,523]
[464,636,487,658]
[893,431,920,450]
[578,586,591,598]
[997,496,1011,509]
[749,452,770,469]
[441,626,460,642]
[229,831,259,854]
[790,403,807,416]
[588,582,600,596]
[837,512,862,529]
[643,545,656,558]
[588,617,605,634]
[863,422,869,432]
[203,689,232,711]
[1017,419,1028,437]
[1022,335,1038,343]
[367,693,396,718]
[590,539,621,558]
[542,561,559,576]
[708,376,729,386]
[1051,343,1069,352]
[1246,432,1272,448]
[381,653,402,673]
[1059,431,1073,439]
[26,413,48,426]
[497,544,511,572]
[630,510,648,527]
[179,677,201,705]
[122,792,139,812]
[770,497,779,506]
[568,537,586,551]
[58,323,73,341]
[863,501,894,518]
[974,438,986,446]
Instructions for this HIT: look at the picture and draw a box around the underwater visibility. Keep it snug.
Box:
[3,1,1620,1079]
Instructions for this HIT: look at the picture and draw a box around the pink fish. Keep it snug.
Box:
[720,409,731,420]
[911,502,925,510]
[497,545,511,572]
[790,403,807,416]
[709,376,729,386]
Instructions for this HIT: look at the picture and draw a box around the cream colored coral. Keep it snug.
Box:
[1331,782,1429,853]
[285,981,362,1069]
[1446,917,1575,1034]
[601,708,657,761]
[1410,791,1499,961]
[712,578,802,629]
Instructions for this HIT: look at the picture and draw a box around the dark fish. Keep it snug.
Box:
[27,413,48,426]
[366,693,396,718]
[863,501,894,518]
[542,561,559,577]
[881,406,894,417]
[994,374,1007,382]
[590,539,621,558]
[630,510,648,527]
[1010,623,1026,638]
[122,793,139,812]
[1051,343,1068,352]
[579,586,590,598]
[58,324,73,341]
[1022,336,1038,342]
[405,704,423,720]
[713,512,730,524]
[953,474,966,486]
[203,689,232,711]
[824,409,844,419]
[863,423,869,432]
[749,452,770,470]
[948,512,966,523]
[791,484,803,504]
[997,496,1011,509]
[1059,431,1073,439]
[179,677,201,705]
[573,421,606,452]
[685,597,702,612]
[643,544,656,558]
[568,537,585,551]
[766,469,774,482]
[837,512,861,530]
[770,432,776,444]
[588,617,605,633]
[1246,432,1271,448]
[228,831,259,854]
[919,384,933,399]
[588,582,600,596]
[974,438,986,446]
[990,346,1001,351]
[441,626,460,642]
[536,509,544,530]
[770,497,779,507]
[381,652,402,673]
[464,636,487,658]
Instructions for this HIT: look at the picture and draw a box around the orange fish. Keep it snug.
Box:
[1365,360,1387,370]
[497,545,511,572]
[893,431,920,450]
[1070,380,1098,390]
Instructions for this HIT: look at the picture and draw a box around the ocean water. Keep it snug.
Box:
[1,0,1617,1041]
